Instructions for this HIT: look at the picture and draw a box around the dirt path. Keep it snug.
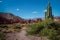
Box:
[5,27,48,40]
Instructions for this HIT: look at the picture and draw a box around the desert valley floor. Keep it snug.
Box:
[5,27,48,40]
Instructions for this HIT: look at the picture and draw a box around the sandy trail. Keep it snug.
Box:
[5,27,47,40]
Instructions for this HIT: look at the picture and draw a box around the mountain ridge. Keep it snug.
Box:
[0,12,24,24]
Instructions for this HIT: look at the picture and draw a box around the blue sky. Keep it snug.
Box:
[0,0,60,19]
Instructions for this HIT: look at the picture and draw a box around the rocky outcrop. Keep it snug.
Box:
[54,17,60,22]
[26,18,42,24]
[0,12,42,24]
[0,12,24,24]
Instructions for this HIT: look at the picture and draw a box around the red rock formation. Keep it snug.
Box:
[0,16,11,24]
[0,12,24,24]
[54,17,60,22]
[35,18,42,23]
[0,12,42,24]
[26,18,42,24]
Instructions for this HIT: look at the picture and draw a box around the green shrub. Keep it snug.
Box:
[0,25,8,28]
[0,31,6,40]
[27,18,60,40]
[38,27,48,36]
[14,26,21,29]
[48,31,59,40]
[27,23,44,35]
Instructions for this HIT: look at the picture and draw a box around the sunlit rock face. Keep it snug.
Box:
[0,15,11,24]
[35,18,42,23]
[0,12,24,24]
[26,18,42,24]
[54,17,60,22]
[0,12,42,24]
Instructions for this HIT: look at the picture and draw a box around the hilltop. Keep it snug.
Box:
[0,12,42,24]
[0,12,25,24]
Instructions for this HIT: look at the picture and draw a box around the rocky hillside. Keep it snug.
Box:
[0,12,24,24]
[54,17,60,22]
[0,12,42,24]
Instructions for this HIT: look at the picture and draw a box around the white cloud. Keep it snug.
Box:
[32,11,40,14]
[44,10,47,12]
[16,8,23,13]
[0,1,2,3]
[16,8,20,11]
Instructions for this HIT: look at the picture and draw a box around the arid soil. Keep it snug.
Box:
[4,27,48,40]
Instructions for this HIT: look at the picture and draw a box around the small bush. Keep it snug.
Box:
[0,31,6,40]
[14,26,21,29]
[27,23,44,35]
[27,18,60,40]
[0,25,8,28]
